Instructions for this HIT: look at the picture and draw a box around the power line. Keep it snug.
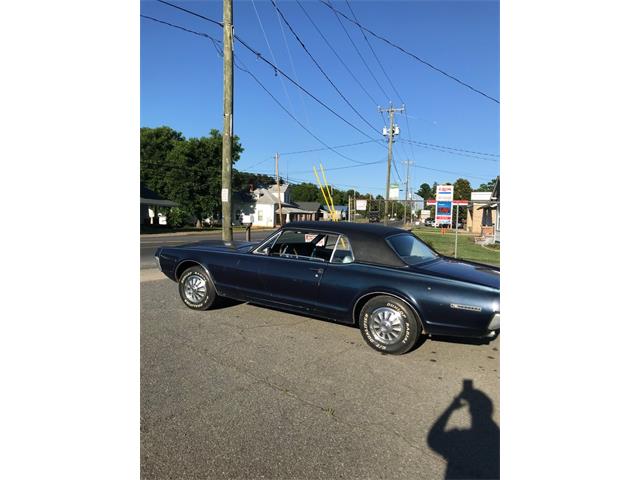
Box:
[400,139,500,161]
[325,0,390,102]
[234,58,369,165]
[296,0,378,107]
[319,0,500,104]
[280,140,377,156]
[141,14,222,56]
[270,0,380,135]
[154,0,384,143]
[140,14,369,166]
[344,0,402,103]
[412,163,496,181]
[271,0,312,127]
[249,0,296,119]
[157,0,223,27]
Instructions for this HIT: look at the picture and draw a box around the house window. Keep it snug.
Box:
[258,210,263,221]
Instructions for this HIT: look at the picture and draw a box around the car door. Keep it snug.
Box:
[255,229,337,311]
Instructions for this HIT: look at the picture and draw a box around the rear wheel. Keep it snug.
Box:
[178,266,216,310]
[359,295,421,355]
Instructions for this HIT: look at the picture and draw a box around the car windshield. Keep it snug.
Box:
[386,234,438,265]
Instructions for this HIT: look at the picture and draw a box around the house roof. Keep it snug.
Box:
[276,206,318,215]
[267,183,289,195]
[140,183,178,207]
[295,201,323,211]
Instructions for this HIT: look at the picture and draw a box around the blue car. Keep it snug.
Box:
[155,221,499,355]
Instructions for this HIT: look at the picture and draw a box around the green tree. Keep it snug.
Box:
[153,129,243,224]
[453,178,472,200]
[140,126,185,198]
[290,182,321,202]
[417,182,432,200]
[477,177,498,192]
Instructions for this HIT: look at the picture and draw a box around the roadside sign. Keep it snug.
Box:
[356,199,367,211]
[435,185,454,225]
[389,184,400,200]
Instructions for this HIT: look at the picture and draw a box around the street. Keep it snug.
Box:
[141,269,500,479]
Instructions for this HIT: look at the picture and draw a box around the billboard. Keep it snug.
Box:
[435,185,454,224]
[355,199,368,211]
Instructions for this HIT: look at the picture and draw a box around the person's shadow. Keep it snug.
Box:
[427,380,500,479]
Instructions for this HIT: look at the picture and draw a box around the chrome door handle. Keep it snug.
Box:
[310,268,324,278]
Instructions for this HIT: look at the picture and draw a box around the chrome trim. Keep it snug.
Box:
[328,234,341,263]
[488,312,500,330]
[450,303,482,312]
[352,291,423,331]
[252,230,282,255]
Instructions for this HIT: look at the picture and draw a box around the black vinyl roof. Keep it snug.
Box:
[283,221,408,267]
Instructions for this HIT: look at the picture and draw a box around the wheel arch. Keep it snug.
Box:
[174,259,218,293]
[352,291,426,333]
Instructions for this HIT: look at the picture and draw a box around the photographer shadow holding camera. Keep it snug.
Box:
[427,379,500,479]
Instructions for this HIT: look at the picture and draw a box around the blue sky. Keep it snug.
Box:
[141,0,499,195]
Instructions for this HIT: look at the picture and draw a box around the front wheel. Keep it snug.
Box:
[359,295,421,355]
[178,266,216,310]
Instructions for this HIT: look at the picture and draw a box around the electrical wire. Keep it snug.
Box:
[270,0,381,135]
[319,0,500,104]
[296,0,378,108]
[325,0,390,102]
[250,0,296,119]
[344,0,402,102]
[154,0,384,144]
[400,139,499,161]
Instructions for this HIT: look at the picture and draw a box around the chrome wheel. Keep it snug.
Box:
[369,307,405,345]
[183,274,207,303]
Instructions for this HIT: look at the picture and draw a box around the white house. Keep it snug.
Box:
[233,183,318,227]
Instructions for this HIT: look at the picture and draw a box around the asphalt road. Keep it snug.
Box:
[140,229,276,269]
[141,270,500,479]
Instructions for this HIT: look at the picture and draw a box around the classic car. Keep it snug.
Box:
[155,221,500,355]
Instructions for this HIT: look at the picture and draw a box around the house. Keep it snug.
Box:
[232,183,319,227]
[466,178,500,242]
[140,183,178,225]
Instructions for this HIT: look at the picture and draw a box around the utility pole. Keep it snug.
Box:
[379,104,404,225]
[275,152,283,227]
[402,160,414,225]
[221,0,234,243]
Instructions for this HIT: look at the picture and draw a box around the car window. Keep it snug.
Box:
[386,233,438,265]
[266,230,339,262]
[330,235,355,264]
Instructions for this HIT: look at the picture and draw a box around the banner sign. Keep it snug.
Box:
[356,199,368,211]
[435,185,454,224]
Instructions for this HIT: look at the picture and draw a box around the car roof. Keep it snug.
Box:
[282,221,408,267]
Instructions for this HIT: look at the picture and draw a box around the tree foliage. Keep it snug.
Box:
[140,127,243,223]
[417,182,432,200]
[453,178,472,200]
[477,177,498,192]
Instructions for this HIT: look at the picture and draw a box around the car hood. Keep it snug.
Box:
[411,257,500,289]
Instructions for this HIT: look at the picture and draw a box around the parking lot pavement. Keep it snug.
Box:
[141,275,500,479]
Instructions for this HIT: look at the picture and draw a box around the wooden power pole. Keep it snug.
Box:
[221,0,234,243]
[379,104,404,225]
[275,152,283,226]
